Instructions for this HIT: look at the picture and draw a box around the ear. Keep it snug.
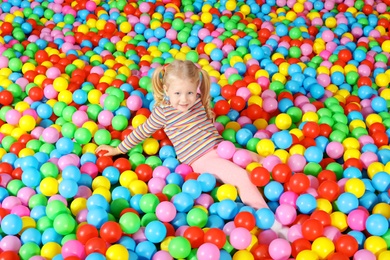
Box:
[163,85,168,93]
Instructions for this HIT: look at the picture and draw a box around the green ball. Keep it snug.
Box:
[168,237,191,259]
[28,194,48,208]
[139,76,151,90]
[172,19,185,30]
[87,104,103,121]
[2,136,16,151]
[186,208,208,228]
[26,139,42,152]
[246,138,260,152]
[104,95,121,111]
[329,129,346,143]
[346,71,359,85]
[7,179,24,196]
[73,142,82,156]
[289,46,302,58]
[40,162,59,178]
[129,153,146,169]
[53,101,67,117]
[286,107,302,123]
[177,31,190,43]
[145,156,162,169]
[13,30,26,41]
[19,242,41,260]
[62,106,77,122]
[303,162,322,177]
[53,213,76,235]
[270,81,285,92]
[326,162,343,180]
[162,183,181,200]
[186,51,199,62]
[222,128,236,143]
[119,212,141,234]
[139,194,159,214]
[112,115,128,131]
[227,74,242,85]
[106,87,125,101]
[7,83,22,97]
[289,27,302,39]
[94,129,112,145]
[110,198,130,219]
[39,143,55,154]
[141,213,158,227]
[46,200,69,220]
[37,216,53,232]
[216,115,230,126]
[64,14,75,24]
[61,122,77,139]
[74,127,92,145]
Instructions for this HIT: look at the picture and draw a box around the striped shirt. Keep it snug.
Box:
[118,98,223,164]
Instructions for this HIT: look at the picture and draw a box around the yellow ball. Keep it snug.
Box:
[330,211,348,232]
[88,89,102,104]
[275,113,292,130]
[19,148,35,158]
[204,43,217,56]
[344,178,365,198]
[70,197,87,216]
[316,198,333,214]
[302,111,319,122]
[226,121,241,131]
[119,21,132,33]
[372,203,390,219]
[41,242,62,259]
[247,82,261,96]
[40,177,59,196]
[21,216,36,232]
[93,187,111,202]
[376,73,390,88]
[119,170,138,187]
[216,184,238,201]
[19,115,36,132]
[201,12,213,23]
[380,88,390,100]
[296,250,319,260]
[129,180,148,195]
[256,139,275,157]
[226,0,237,11]
[233,250,254,260]
[379,251,390,260]
[132,114,147,128]
[106,244,129,260]
[58,90,73,104]
[92,176,111,190]
[311,237,335,259]
[53,77,68,92]
[143,138,159,155]
[364,236,387,256]
[367,162,384,179]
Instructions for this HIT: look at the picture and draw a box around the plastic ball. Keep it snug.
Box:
[268,238,292,260]
[229,227,252,250]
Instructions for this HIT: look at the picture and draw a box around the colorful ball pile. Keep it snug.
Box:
[0,0,390,259]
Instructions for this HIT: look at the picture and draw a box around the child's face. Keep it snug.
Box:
[164,77,198,112]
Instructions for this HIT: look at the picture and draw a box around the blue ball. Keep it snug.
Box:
[304,146,323,163]
[87,207,108,228]
[87,194,109,211]
[55,137,74,155]
[272,130,293,149]
[118,236,136,251]
[135,241,157,260]
[1,214,22,235]
[210,48,223,61]
[102,166,120,185]
[206,214,225,229]
[264,181,284,201]
[296,194,317,214]
[255,208,275,229]
[197,173,216,192]
[21,167,41,188]
[112,186,131,201]
[236,128,253,146]
[181,180,202,200]
[172,192,194,213]
[144,220,167,243]
[62,165,81,182]
[171,212,187,229]
[159,146,176,160]
[217,199,238,220]
[21,228,42,245]
[336,192,359,213]
[365,214,389,236]
[58,179,78,198]
[42,227,62,244]
[371,171,390,192]
[36,103,53,119]
[371,96,388,113]
[86,253,106,260]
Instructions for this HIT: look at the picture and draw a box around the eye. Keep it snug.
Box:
[175,92,180,95]
[188,92,194,95]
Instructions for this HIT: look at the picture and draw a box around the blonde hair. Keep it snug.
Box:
[151,60,214,120]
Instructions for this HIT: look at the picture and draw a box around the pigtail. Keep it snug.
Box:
[151,66,165,106]
[199,69,215,121]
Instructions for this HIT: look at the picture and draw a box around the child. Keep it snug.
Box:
[96,60,288,238]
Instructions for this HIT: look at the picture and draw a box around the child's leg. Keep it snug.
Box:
[191,149,268,209]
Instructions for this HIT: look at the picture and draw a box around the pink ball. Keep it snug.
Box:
[263,97,278,113]
[85,1,97,11]
[72,111,88,127]
[152,250,174,260]
[2,196,22,210]
[323,226,341,242]
[155,201,177,222]
[152,166,171,179]
[222,221,236,236]
[360,151,378,168]
[75,186,92,199]
[275,204,297,225]
[353,249,376,260]
[262,155,282,172]
[195,193,214,209]
[42,127,60,143]
[236,87,251,101]
[0,235,21,252]
[217,141,236,160]
[5,109,21,125]
[197,243,220,260]
[268,238,292,260]
[175,164,193,177]
[317,74,331,87]
[347,209,368,231]
[232,149,252,168]
[127,95,143,111]
[17,187,36,206]
[287,154,306,172]
[326,141,344,159]
[98,110,114,126]
[279,191,298,207]
[287,224,303,242]
[62,240,85,258]
[229,227,252,250]
[139,2,150,12]
[148,177,166,194]
[43,84,58,99]
[11,205,30,217]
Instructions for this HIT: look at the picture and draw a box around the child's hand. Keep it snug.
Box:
[95,145,122,156]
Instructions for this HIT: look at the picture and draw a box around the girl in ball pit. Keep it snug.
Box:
[96,59,288,238]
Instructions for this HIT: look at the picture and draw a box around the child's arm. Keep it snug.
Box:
[96,107,166,156]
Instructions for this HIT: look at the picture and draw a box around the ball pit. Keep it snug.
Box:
[0,0,390,259]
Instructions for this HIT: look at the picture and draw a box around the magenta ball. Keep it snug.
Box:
[155,201,177,222]
[127,95,143,111]
[175,164,193,177]
[257,229,278,245]
[197,243,220,260]
[229,227,252,250]
[275,204,297,225]
[217,141,236,159]
[232,149,252,168]
[347,209,368,231]
[268,238,292,260]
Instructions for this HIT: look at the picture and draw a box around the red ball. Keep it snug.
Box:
[100,221,122,244]
[310,210,331,227]
[96,156,114,173]
[271,163,292,183]
[302,122,320,138]
[251,244,271,259]
[328,252,349,260]
[28,86,44,101]
[183,226,204,248]
[250,166,270,187]
[301,218,324,241]
[76,224,99,244]
[113,158,131,173]
[288,173,310,194]
[0,90,13,106]
[230,96,246,112]
[135,164,153,182]
[246,104,263,120]
[0,251,20,260]
[335,235,358,258]
[85,237,107,255]
[214,100,230,116]
[203,228,226,249]
[291,238,311,258]
[0,162,13,174]
[234,211,256,231]
[317,180,340,202]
